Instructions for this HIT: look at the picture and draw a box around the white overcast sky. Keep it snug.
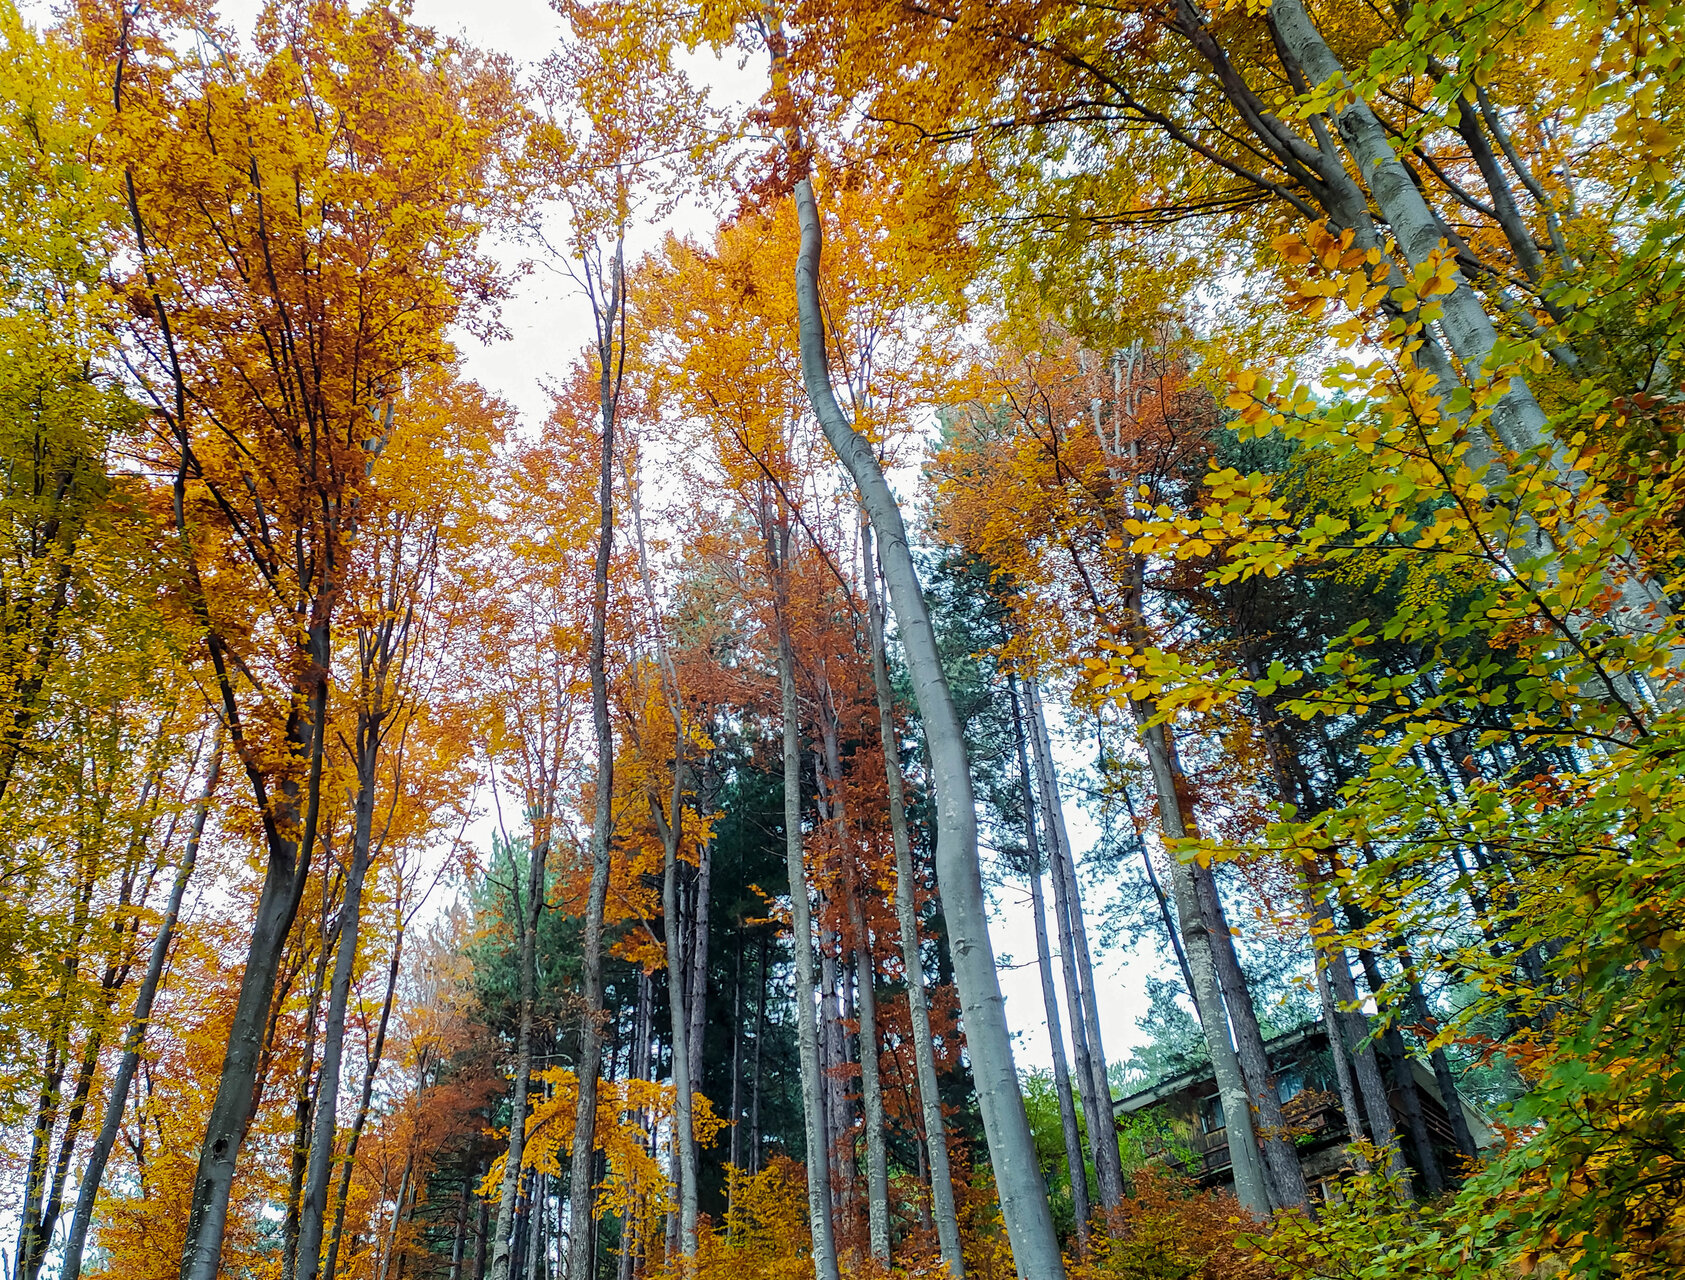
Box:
[33,0,1165,1075]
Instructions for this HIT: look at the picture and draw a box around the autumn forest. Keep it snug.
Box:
[1,0,1682,1277]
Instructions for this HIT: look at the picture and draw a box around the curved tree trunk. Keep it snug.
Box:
[181,631,330,1280]
[794,177,1063,1280]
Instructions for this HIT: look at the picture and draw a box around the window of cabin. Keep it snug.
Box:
[1276,1069,1304,1103]
[1199,1094,1225,1134]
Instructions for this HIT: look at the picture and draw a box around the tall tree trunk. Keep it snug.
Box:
[1010,677,1090,1253]
[1024,681,1123,1212]
[1303,893,1370,1167]
[775,550,842,1280]
[565,232,622,1280]
[1136,716,1272,1217]
[1265,0,1672,648]
[474,1191,490,1280]
[325,917,407,1280]
[181,625,331,1280]
[659,779,699,1257]
[1192,864,1311,1212]
[64,740,222,1280]
[298,715,386,1280]
[490,838,551,1280]
[1316,913,1411,1191]
[863,522,965,1278]
[749,935,767,1176]
[794,177,1063,1279]
[687,840,711,1098]
[846,879,890,1265]
[283,881,339,1280]
[818,692,889,1264]
[450,1171,471,1280]
[728,943,744,1173]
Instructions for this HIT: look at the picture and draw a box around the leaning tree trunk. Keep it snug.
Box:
[1010,678,1090,1253]
[1193,863,1311,1213]
[1267,0,1673,645]
[566,236,623,1280]
[324,914,405,1280]
[863,525,965,1277]
[1136,716,1272,1217]
[64,740,222,1280]
[181,630,330,1280]
[794,177,1063,1279]
[775,557,842,1280]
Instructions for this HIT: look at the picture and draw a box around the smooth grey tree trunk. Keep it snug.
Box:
[794,177,1063,1280]
[863,525,965,1277]
[776,575,842,1280]
[1193,863,1311,1212]
[1319,917,1411,1191]
[1303,893,1370,1167]
[1269,0,1673,646]
[63,740,222,1280]
[687,841,711,1098]
[1024,681,1124,1212]
[1136,717,1271,1217]
[660,787,699,1257]
[1010,679,1090,1253]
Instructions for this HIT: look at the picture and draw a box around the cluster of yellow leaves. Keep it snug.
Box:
[484,1068,724,1234]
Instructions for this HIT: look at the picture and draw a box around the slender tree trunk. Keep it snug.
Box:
[1303,895,1370,1166]
[1193,864,1310,1212]
[729,944,744,1173]
[1010,677,1091,1251]
[749,935,766,1176]
[794,177,1062,1279]
[490,838,550,1280]
[325,917,407,1280]
[298,718,385,1280]
[64,741,222,1280]
[863,523,965,1277]
[774,556,842,1280]
[451,1174,471,1280]
[283,885,338,1280]
[818,692,889,1264]
[846,879,890,1265]
[660,783,699,1258]
[566,234,622,1280]
[1317,917,1411,1191]
[181,633,330,1280]
[1136,717,1271,1217]
[474,1192,490,1280]
[687,841,711,1099]
[1024,682,1123,1213]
